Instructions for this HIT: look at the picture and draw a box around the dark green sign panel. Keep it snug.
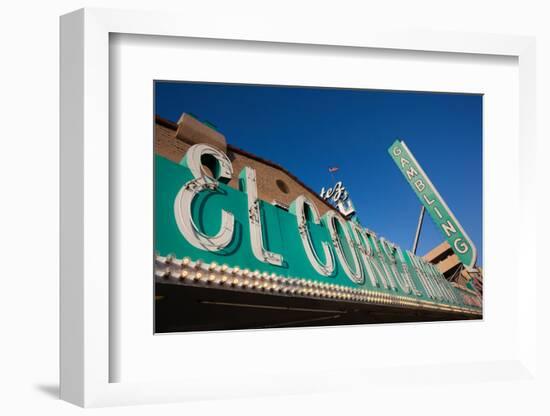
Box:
[388,140,477,269]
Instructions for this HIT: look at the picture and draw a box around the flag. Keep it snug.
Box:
[328,166,339,173]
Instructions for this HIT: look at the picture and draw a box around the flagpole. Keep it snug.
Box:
[328,166,338,184]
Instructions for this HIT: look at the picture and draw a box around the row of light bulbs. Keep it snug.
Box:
[155,255,481,315]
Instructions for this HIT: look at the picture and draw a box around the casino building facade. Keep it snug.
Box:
[424,241,483,296]
[154,113,482,332]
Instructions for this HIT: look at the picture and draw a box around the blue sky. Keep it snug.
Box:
[155,82,483,266]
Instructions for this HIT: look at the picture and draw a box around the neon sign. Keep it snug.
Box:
[156,143,481,314]
[320,181,356,217]
[388,140,477,269]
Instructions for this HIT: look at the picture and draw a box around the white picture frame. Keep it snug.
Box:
[60,8,538,408]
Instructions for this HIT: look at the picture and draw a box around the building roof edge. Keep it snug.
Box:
[155,115,336,213]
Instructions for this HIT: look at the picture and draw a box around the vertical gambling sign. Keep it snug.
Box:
[388,140,477,269]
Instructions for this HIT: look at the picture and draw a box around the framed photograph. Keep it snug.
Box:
[152,81,483,335]
[60,8,537,408]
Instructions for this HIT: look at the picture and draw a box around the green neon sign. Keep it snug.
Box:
[388,140,477,269]
[155,144,481,314]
